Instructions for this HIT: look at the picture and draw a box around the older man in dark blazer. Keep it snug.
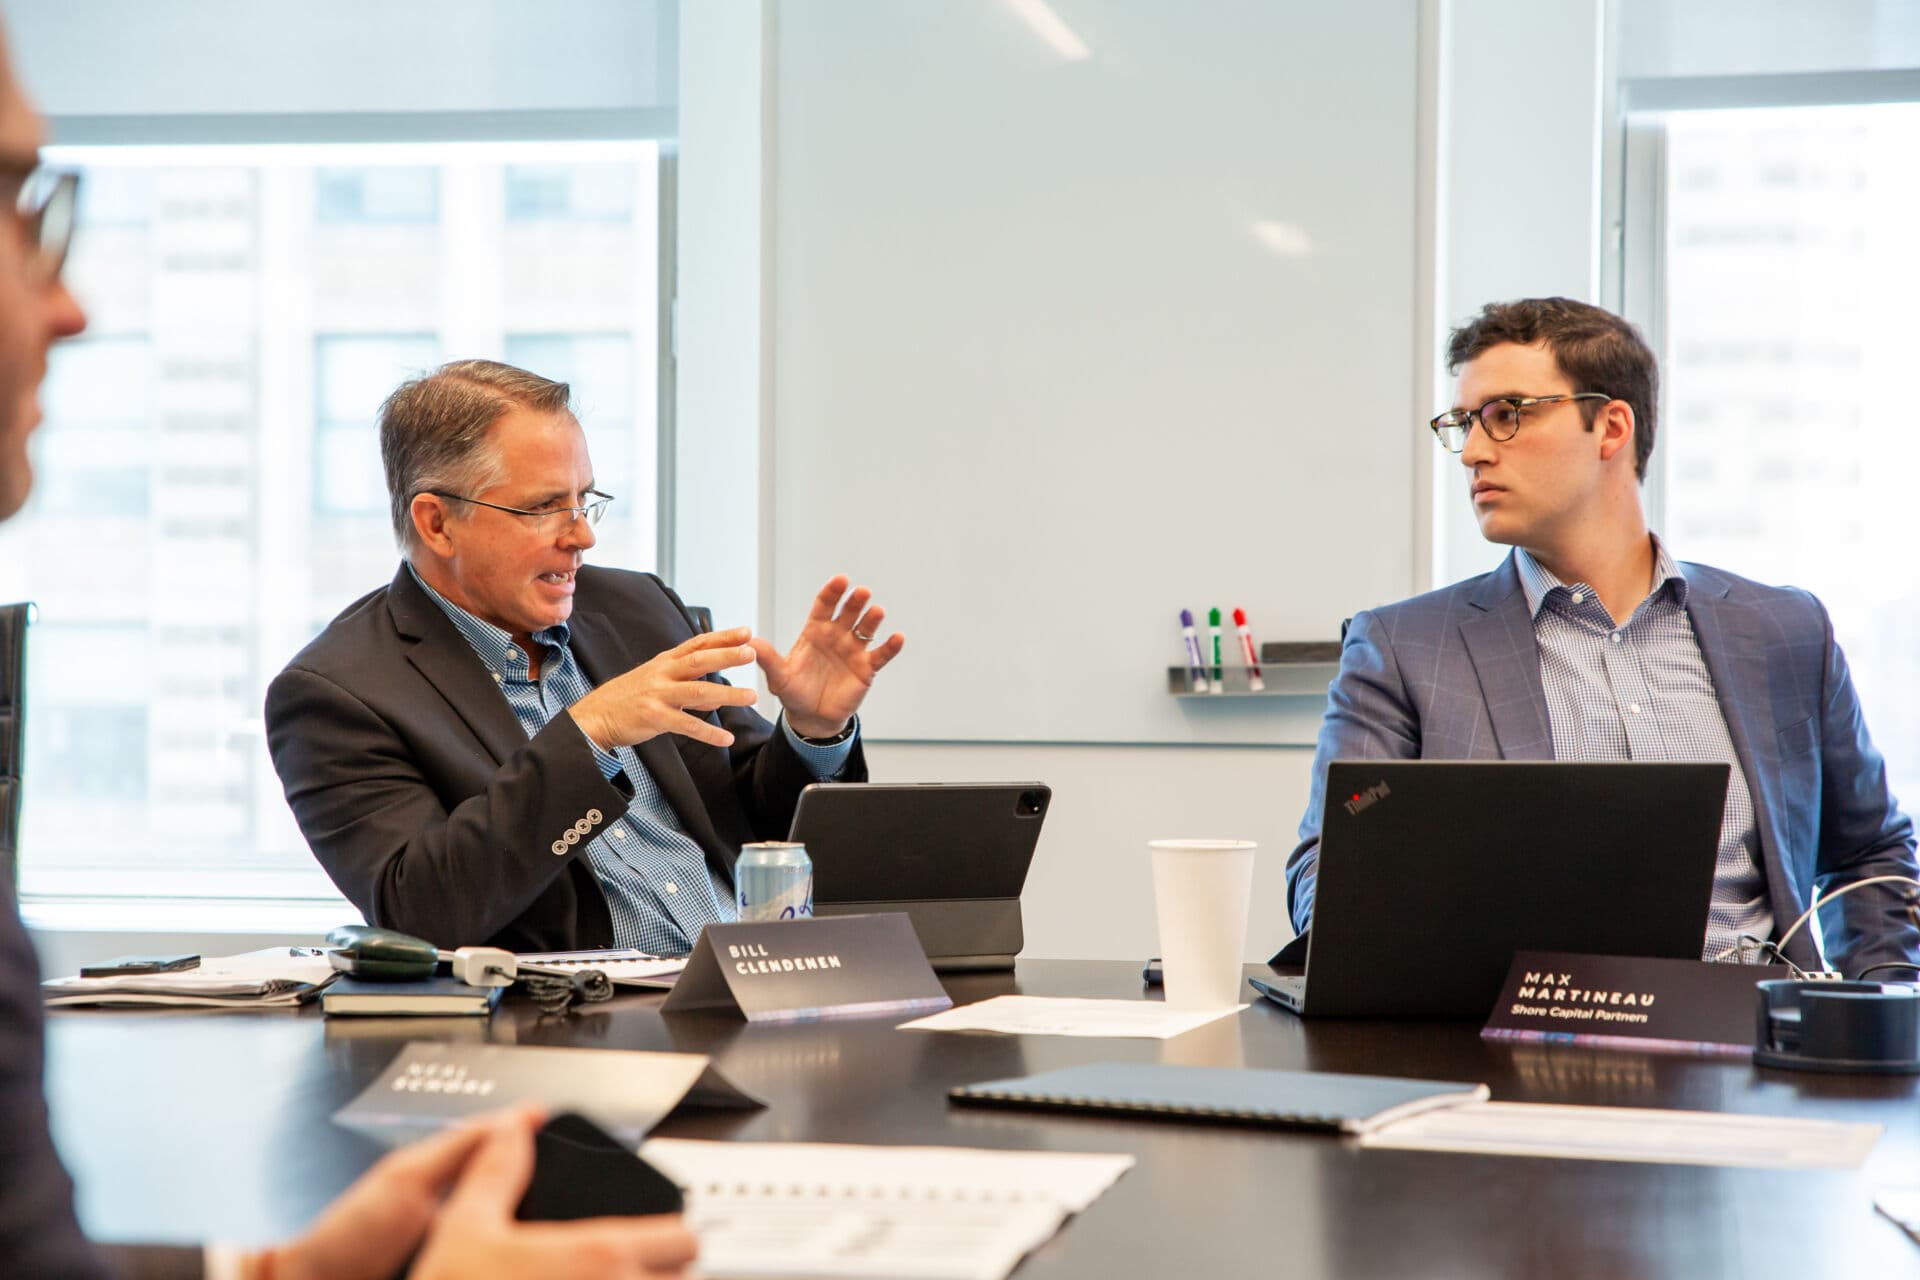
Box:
[267,360,904,953]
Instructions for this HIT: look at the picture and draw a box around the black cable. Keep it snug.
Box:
[1731,934,1809,978]
[1755,940,1804,975]
[516,967,614,1015]
[1857,962,1920,983]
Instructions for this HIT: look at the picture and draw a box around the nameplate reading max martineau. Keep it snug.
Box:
[661,913,952,1023]
[1482,950,1788,1057]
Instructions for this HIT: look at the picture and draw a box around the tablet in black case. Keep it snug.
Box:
[789,782,1050,971]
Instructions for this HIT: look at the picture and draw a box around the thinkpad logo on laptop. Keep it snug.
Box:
[1342,780,1391,816]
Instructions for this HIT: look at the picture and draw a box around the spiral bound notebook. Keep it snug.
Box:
[515,948,687,989]
[950,1062,1490,1134]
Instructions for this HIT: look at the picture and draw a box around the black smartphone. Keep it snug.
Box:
[79,953,200,978]
[1142,957,1163,986]
[518,1113,684,1220]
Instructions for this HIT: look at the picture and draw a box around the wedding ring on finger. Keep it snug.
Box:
[852,629,875,642]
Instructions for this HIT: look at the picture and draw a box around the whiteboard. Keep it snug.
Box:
[768,1,1419,744]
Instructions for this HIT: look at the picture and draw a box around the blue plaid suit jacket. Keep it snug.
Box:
[1283,552,1920,977]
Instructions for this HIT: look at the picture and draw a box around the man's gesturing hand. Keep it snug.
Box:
[753,576,905,740]
[570,627,760,751]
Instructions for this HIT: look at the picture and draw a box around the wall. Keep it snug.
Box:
[1431,0,1608,588]
[677,1,1450,959]
[672,0,770,634]
[867,741,1306,961]
[766,1,1420,750]
[668,0,1648,960]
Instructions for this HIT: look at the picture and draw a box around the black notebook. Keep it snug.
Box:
[950,1063,1489,1134]
[321,975,503,1017]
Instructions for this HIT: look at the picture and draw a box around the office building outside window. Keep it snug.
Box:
[0,141,662,912]
[1652,102,1920,809]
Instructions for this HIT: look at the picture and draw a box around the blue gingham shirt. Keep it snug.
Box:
[1514,539,1773,962]
[410,566,856,955]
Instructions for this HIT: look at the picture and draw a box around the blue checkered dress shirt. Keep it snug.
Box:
[409,566,855,955]
[1512,540,1773,961]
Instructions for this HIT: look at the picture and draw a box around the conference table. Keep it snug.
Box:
[45,960,1920,1277]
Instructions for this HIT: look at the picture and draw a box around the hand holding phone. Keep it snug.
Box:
[518,1112,684,1220]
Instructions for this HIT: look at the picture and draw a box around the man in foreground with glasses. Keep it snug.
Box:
[266,359,904,954]
[0,24,697,1280]
[1282,297,1917,978]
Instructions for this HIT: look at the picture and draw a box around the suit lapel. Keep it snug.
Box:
[1683,566,1794,898]
[1458,554,1554,760]
[566,601,733,860]
[390,566,528,764]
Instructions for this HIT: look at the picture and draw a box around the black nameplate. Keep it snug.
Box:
[332,1041,762,1145]
[1482,950,1789,1057]
[661,913,953,1024]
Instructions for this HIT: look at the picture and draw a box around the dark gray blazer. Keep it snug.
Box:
[2,896,203,1278]
[1284,552,1919,978]
[266,564,864,951]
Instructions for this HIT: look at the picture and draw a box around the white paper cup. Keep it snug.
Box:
[1148,839,1257,1010]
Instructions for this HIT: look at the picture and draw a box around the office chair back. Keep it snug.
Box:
[0,602,29,895]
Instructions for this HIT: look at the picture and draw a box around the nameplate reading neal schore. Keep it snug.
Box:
[661,913,952,1024]
[1481,950,1789,1057]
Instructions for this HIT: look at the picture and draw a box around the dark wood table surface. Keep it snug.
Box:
[44,960,1920,1277]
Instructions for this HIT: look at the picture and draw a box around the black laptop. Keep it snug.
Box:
[787,782,1049,971]
[1252,760,1729,1018]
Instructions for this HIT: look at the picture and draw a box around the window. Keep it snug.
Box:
[502,332,646,552]
[34,336,154,519]
[314,334,439,518]
[315,166,440,223]
[504,164,636,222]
[0,140,663,907]
[1630,101,1920,806]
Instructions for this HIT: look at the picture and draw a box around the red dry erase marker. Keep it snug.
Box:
[1233,608,1266,692]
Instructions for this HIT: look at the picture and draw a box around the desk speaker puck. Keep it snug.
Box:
[1754,980,1920,1074]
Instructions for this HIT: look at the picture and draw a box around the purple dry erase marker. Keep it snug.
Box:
[1179,609,1210,692]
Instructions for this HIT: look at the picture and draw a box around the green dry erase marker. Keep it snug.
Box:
[1208,607,1224,691]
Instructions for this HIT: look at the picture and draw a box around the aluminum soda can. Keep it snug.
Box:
[736,841,813,922]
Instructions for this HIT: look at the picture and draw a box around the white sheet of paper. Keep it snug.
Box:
[1359,1100,1882,1170]
[639,1139,1134,1280]
[897,995,1245,1039]
[43,948,337,1006]
[665,1197,1062,1280]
